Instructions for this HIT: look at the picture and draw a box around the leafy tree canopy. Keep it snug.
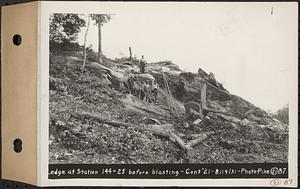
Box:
[90,14,112,26]
[50,13,86,43]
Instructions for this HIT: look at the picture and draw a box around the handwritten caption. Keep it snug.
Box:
[270,178,293,186]
[49,166,287,178]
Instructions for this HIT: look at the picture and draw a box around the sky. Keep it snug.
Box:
[77,3,297,112]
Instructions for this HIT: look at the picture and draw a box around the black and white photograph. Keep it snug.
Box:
[48,5,292,166]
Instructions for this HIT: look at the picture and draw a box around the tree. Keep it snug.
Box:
[50,13,86,44]
[129,46,132,61]
[91,14,112,64]
[49,14,86,54]
[81,15,91,74]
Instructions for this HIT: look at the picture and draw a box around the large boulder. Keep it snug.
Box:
[184,102,203,117]
[87,62,127,90]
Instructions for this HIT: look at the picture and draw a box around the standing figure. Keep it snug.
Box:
[139,55,146,73]
[127,70,135,94]
[145,81,152,102]
[151,80,159,103]
[140,81,146,101]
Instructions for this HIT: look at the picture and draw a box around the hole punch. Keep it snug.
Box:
[13,139,22,153]
[12,34,22,46]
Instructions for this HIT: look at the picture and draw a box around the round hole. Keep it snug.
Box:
[12,34,22,46]
[14,146,22,153]
[13,139,22,146]
[13,138,22,153]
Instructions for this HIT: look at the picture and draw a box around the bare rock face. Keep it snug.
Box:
[180,72,195,82]
[197,68,209,79]
[184,102,203,118]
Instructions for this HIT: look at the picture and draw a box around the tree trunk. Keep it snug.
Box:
[201,83,207,110]
[98,16,102,64]
[169,132,195,157]
[81,15,91,74]
[129,46,132,61]
[162,69,179,117]
[186,131,214,147]
[73,111,213,158]
[74,111,170,138]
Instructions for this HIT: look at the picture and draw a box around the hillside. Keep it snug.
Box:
[49,50,288,164]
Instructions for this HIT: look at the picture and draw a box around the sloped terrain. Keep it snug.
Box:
[49,51,288,164]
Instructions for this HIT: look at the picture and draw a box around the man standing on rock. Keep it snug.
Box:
[139,55,146,73]
[127,69,135,94]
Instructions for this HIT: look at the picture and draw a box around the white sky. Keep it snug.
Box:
[77,3,298,112]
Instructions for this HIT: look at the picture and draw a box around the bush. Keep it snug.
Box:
[86,46,98,62]
[50,40,81,55]
[274,105,289,125]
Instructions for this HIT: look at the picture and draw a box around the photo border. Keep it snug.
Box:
[39,1,298,187]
